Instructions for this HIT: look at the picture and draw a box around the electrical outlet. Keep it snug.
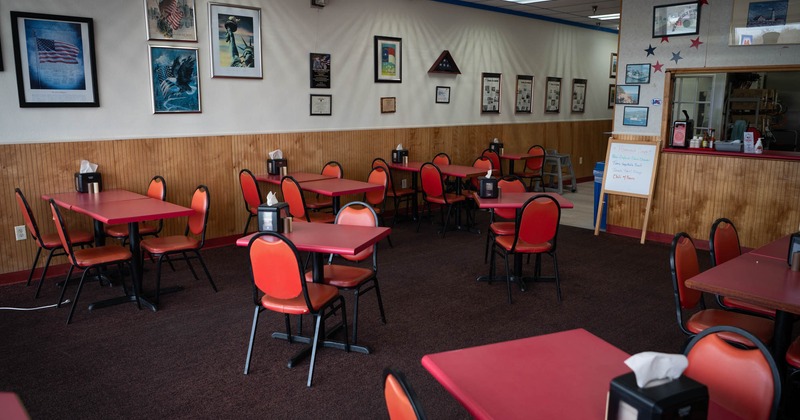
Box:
[579,157,583,165]
[15,225,27,241]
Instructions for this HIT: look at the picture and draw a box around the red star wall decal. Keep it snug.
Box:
[690,37,704,49]
[653,61,664,72]
[661,36,670,43]
[699,0,709,5]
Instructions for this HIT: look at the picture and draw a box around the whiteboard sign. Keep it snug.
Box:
[603,141,657,197]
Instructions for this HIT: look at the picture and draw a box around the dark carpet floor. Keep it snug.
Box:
[1,211,715,419]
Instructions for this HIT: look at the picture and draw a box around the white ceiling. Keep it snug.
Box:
[435,0,621,31]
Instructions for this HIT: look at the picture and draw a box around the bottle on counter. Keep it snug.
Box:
[755,138,764,154]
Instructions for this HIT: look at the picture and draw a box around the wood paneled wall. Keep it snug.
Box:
[1,120,611,277]
[607,135,800,248]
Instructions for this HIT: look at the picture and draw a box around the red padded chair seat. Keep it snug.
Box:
[721,296,776,318]
[40,230,93,249]
[495,235,552,253]
[105,222,159,238]
[686,309,773,347]
[305,265,374,288]
[141,236,200,254]
[424,193,465,205]
[73,245,132,268]
[490,221,516,236]
[260,282,339,315]
[787,337,800,368]
[387,187,415,197]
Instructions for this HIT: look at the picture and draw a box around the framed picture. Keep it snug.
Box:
[571,78,587,113]
[615,84,640,105]
[208,3,262,78]
[545,77,561,113]
[625,64,651,84]
[10,12,99,107]
[436,86,450,104]
[608,84,616,109]
[609,53,617,78]
[149,45,200,113]
[144,0,197,41]
[310,53,330,88]
[381,97,396,113]
[481,72,501,113]
[729,0,800,46]
[374,36,402,83]
[515,75,533,113]
[653,2,701,38]
[310,94,332,116]
[622,106,649,127]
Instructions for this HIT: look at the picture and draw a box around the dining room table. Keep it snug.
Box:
[387,160,424,220]
[43,189,194,312]
[237,221,391,363]
[749,234,793,261]
[298,177,384,214]
[498,151,534,175]
[255,171,333,185]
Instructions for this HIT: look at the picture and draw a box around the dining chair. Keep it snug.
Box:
[483,176,526,264]
[281,176,335,223]
[372,157,414,224]
[709,218,775,318]
[481,148,502,177]
[238,169,263,236]
[416,162,465,238]
[432,152,455,193]
[48,199,134,324]
[383,368,427,420]
[305,202,386,345]
[461,155,493,228]
[244,231,349,387]
[15,188,94,299]
[105,175,167,244]
[140,185,217,305]
[515,145,546,191]
[364,167,394,247]
[669,232,774,348]
[683,325,781,420]
[785,337,800,417]
[489,194,561,303]
[306,160,343,212]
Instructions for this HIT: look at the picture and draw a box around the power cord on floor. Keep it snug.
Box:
[0,299,70,311]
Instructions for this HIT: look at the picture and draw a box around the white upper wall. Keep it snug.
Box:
[0,0,618,144]
[615,0,800,136]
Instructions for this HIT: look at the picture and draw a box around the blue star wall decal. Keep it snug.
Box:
[645,44,656,56]
[671,51,683,64]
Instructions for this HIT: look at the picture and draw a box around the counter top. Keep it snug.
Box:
[663,147,800,161]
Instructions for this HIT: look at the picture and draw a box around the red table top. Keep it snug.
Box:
[749,234,791,261]
[298,178,383,197]
[439,164,487,179]
[255,172,333,185]
[0,393,29,420]
[475,191,574,209]
[388,161,425,172]
[65,196,194,224]
[686,253,800,315]
[422,329,630,420]
[42,189,149,209]
[237,222,390,255]
[499,152,534,160]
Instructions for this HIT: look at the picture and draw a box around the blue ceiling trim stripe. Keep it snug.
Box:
[431,0,619,35]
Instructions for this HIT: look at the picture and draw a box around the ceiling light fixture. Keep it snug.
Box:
[589,13,620,20]
[503,0,553,4]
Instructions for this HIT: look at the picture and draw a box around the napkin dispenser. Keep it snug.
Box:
[267,159,287,175]
[787,232,800,267]
[606,372,708,420]
[488,141,504,154]
[391,149,408,164]
[479,177,498,198]
[258,202,289,233]
[75,172,102,193]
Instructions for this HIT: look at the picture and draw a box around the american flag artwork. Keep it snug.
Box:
[160,0,184,30]
[36,38,80,64]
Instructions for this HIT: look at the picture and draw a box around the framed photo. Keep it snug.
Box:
[10,12,99,107]
[381,97,396,113]
[545,77,561,113]
[615,84,640,105]
[622,106,649,127]
[208,3,262,78]
[149,45,200,113]
[310,53,330,88]
[144,0,197,41]
[515,75,533,113]
[608,84,616,109]
[571,78,587,113]
[310,94,332,116]
[436,86,450,104]
[625,64,651,84]
[730,0,800,46]
[609,53,617,78]
[653,2,701,38]
[374,36,402,83]
[481,73,501,113]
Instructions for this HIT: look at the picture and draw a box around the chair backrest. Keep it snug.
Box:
[709,218,741,267]
[281,176,309,221]
[321,161,343,179]
[419,163,445,199]
[469,156,493,190]
[383,368,427,420]
[432,152,450,167]
[48,199,78,266]
[187,186,210,247]
[335,201,379,262]
[365,167,388,209]
[525,145,546,172]
[239,169,262,216]
[494,177,526,220]
[481,149,501,176]
[15,188,45,246]
[248,232,311,308]
[669,232,703,310]
[147,175,167,201]
[372,157,398,192]
[684,325,780,420]
[513,195,560,252]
